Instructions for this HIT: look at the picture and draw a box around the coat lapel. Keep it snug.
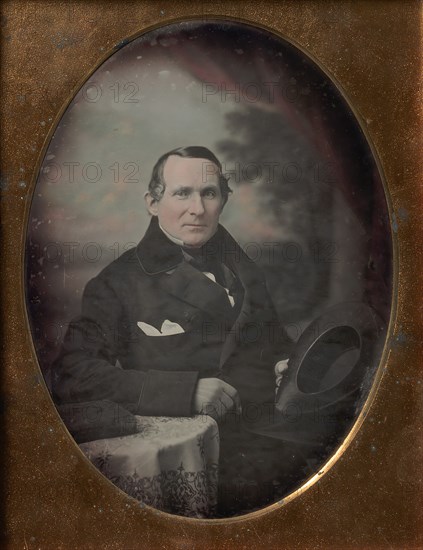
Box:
[160,261,235,320]
[217,229,272,368]
[218,254,254,368]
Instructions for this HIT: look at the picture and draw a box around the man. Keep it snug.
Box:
[53,146,294,515]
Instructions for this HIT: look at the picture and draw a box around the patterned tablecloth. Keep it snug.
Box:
[79,415,220,518]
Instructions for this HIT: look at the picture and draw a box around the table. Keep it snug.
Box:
[79,415,220,518]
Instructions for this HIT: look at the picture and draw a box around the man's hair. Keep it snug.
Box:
[147,146,232,204]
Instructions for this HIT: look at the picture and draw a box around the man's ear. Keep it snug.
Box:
[144,191,158,216]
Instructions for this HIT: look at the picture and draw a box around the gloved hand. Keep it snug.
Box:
[274,359,289,393]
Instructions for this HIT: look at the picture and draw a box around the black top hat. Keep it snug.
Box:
[252,301,386,446]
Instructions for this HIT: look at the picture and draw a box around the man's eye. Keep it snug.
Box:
[204,190,217,198]
[175,189,189,197]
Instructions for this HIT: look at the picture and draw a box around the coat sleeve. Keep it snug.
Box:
[52,275,199,417]
[266,298,295,362]
[218,265,295,411]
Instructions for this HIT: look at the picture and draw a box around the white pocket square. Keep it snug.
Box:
[137,319,185,336]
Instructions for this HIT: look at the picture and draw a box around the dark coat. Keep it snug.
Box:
[52,217,293,422]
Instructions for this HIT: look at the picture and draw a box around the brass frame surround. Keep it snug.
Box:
[1,1,422,548]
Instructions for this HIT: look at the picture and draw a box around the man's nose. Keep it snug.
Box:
[188,195,205,215]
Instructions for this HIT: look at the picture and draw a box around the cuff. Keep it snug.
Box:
[136,370,199,417]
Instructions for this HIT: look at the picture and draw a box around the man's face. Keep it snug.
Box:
[146,155,225,248]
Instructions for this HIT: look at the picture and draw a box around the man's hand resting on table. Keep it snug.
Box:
[193,378,241,422]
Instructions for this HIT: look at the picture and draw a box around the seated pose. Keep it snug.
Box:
[53,146,295,515]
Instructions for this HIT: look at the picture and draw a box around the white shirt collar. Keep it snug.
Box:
[158,222,186,247]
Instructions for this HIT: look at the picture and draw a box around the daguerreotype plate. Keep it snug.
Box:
[26,17,393,519]
[2,2,422,548]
